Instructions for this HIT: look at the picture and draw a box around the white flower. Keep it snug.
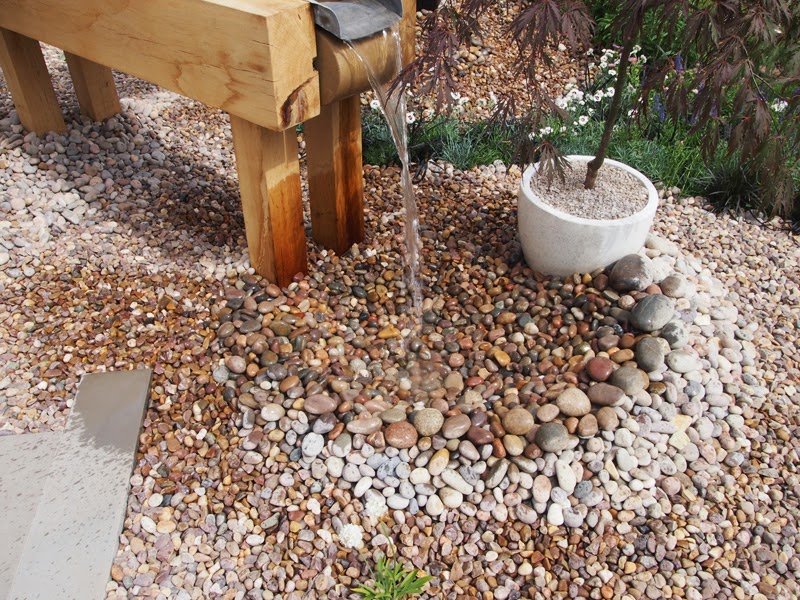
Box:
[640,55,648,64]
[338,524,364,549]
[608,69,617,76]
[578,115,589,126]
[459,96,470,105]
[772,100,788,113]
[364,496,388,519]
[593,91,604,102]
[538,126,553,136]
[450,91,461,101]
[405,112,416,124]
[369,99,381,110]
[587,108,595,116]
[555,97,568,109]
[605,87,616,97]
[632,45,642,54]
[586,48,594,56]
[560,126,567,133]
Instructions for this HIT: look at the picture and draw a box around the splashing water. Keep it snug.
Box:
[344,26,423,329]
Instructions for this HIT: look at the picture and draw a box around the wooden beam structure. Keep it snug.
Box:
[0,0,320,131]
[0,28,65,134]
[229,115,307,286]
[0,0,417,284]
[305,95,364,253]
[64,53,121,121]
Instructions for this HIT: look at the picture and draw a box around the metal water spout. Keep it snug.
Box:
[307,0,403,41]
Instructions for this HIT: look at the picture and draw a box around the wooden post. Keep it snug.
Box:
[229,115,307,286]
[401,0,416,66]
[65,52,120,121]
[0,27,65,133]
[305,95,364,254]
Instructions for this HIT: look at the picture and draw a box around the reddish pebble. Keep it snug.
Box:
[586,356,615,381]
[384,421,418,449]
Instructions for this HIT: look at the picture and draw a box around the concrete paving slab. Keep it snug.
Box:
[0,432,62,600]
[1,369,151,600]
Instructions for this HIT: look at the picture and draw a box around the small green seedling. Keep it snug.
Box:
[353,553,433,600]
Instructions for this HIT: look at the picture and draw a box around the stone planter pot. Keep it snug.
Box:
[518,155,659,277]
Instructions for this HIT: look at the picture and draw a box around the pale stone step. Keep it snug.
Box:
[0,369,151,600]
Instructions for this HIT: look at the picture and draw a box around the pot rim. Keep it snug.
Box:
[520,154,659,226]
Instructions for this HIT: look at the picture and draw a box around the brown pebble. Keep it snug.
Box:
[596,406,620,431]
[577,414,598,437]
[384,421,418,448]
[501,407,535,435]
[467,426,494,445]
[585,357,615,381]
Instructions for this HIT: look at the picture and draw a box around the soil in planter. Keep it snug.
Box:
[531,160,649,220]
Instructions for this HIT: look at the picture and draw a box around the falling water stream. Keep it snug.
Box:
[344,26,423,328]
[343,26,445,395]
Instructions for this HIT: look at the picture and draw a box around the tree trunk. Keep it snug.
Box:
[584,36,637,189]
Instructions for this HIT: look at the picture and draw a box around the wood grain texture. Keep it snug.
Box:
[0,0,319,130]
[65,52,120,121]
[305,95,364,254]
[0,28,65,133]
[315,29,399,105]
[230,115,307,285]
[400,0,416,66]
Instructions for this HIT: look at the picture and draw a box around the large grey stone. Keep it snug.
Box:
[609,254,654,292]
[630,294,674,332]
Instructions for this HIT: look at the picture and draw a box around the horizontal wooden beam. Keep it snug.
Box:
[0,0,320,130]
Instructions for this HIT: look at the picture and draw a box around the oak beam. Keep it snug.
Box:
[230,115,307,285]
[65,53,120,122]
[0,28,65,134]
[0,0,319,131]
[305,95,364,254]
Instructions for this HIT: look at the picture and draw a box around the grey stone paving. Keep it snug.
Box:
[0,370,151,600]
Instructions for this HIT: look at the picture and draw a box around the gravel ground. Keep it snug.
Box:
[1,22,799,600]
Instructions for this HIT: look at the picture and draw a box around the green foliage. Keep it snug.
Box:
[361,109,517,171]
[589,0,686,63]
[352,553,433,600]
[699,159,763,215]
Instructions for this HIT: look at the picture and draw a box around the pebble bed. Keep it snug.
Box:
[1,36,799,600]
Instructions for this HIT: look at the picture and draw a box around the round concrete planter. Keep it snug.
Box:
[518,155,659,276]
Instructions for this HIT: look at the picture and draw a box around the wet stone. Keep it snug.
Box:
[630,294,674,332]
[535,422,569,453]
[586,356,615,381]
[660,274,688,298]
[661,320,690,348]
[609,254,654,292]
[635,336,665,372]
[609,366,648,395]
